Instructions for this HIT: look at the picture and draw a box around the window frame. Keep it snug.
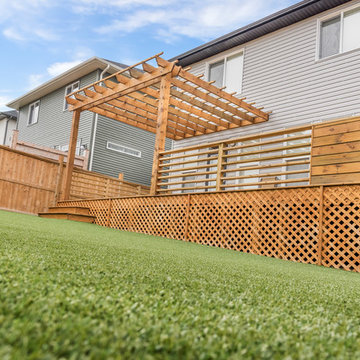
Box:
[106,141,142,158]
[27,100,40,126]
[63,81,80,111]
[205,48,245,94]
[316,4,360,61]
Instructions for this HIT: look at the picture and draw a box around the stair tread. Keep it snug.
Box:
[49,206,90,210]
[39,212,95,218]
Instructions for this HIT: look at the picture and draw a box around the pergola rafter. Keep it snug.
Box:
[63,52,270,198]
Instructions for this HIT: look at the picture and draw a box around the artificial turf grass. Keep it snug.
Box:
[0,210,359,359]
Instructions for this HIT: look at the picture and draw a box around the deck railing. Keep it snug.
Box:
[157,124,313,194]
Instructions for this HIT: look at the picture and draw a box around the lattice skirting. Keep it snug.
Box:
[58,184,360,272]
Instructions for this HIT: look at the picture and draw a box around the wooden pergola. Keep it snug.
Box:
[63,53,269,198]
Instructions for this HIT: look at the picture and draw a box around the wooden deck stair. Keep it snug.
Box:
[38,206,95,223]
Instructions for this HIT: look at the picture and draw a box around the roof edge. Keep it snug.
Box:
[7,57,125,110]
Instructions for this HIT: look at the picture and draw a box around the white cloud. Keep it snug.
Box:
[26,47,95,91]
[72,0,173,14]
[94,0,290,41]
[47,60,83,77]
[0,95,13,111]
[0,0,58,42]
[27,74,46,91]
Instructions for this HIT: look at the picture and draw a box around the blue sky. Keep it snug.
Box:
[0,0,298,111]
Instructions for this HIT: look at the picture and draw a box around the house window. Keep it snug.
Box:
[319,7,360,59]
[106,141,141,158]
[208,51,244,93]
[28,100,40,125]
[64,81,80,111]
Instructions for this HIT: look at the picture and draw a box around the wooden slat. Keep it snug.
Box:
[311,172,360,185]
[312,162,360,176]
[223,142,311,159]
[223,151,311,166]
[311,140,360,156]
[311,151,360,166]
[221,178,309,188]
[159,155,219,168]
[312,130,360,147]
[313,119,360,138]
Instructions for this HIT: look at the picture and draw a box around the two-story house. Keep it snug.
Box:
[7,57,172,186]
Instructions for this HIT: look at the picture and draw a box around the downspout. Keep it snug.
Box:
[89,65,110,171]
[3,117,10,145]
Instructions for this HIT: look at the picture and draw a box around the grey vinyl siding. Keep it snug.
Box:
[91,115,172,186]
[175,0,360,148]
[17,71,98,151]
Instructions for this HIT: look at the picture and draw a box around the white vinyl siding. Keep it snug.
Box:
[27,101,40,125]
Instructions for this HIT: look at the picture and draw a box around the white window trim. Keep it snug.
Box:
[315,3,360,61]
[63,81,80,111]
[27,100,40,126]
[205,48,245,95]
[106,141,142,158]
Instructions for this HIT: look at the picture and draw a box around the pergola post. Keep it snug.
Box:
[62,110,81,200]
[150,74,171,195]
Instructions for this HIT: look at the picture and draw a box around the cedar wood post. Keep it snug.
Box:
[62,110,81,200]
[150,73,171,195]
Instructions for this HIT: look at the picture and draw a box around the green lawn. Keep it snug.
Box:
[0,210,359,359]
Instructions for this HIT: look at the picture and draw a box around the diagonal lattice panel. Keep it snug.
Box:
[58,184,360,273]
[322,186,360,272]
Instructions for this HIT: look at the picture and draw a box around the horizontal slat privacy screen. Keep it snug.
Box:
[157,125,312,193]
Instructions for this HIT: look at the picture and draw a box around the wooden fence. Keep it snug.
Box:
[11,130,89,169]
[156,116,360,194]
[59,183,360,273]
[0,146,149,214]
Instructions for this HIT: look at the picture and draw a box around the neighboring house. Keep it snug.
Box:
[7,57,172,186]
[0,110,17,146]
[172,0,360,148]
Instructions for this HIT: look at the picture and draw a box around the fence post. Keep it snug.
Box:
[106,199,112,227]
[105,178,110,197]
[137,185,142,195]
[11,129,19,149]
[118,173,124,196]
[82,149,90,170]
[216,143,224,192]
[317,185,325,265]
[184,194,192,241]
[54,155,65,205]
